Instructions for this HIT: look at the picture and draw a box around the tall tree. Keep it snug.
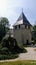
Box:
[0,17,9,42]
[33,25,36,43]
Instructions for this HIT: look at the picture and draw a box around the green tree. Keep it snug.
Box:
[0,17,9,42]
[33,25,36,43]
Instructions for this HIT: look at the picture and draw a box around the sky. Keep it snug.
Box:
[0,0,36,28]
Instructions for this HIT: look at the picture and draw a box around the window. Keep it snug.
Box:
[17,25,20,29]
[25,25,30,29]
[19,25,20,29]
[25,25,27,29]
[28,26,30,29]
[15,26,17,29]
[26,40,29,45]
[14,25,20,29]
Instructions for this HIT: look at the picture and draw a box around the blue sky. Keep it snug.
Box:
[0,0,36,28]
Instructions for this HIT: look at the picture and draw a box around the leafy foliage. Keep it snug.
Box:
[0,36,27,60]
[0,54,18,60]
[32,25,36,43]
[0,17,9,42]
[2,36,27,54]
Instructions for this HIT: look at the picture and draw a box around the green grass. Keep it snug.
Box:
[0,60,36,65]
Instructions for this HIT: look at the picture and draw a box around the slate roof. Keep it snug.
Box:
[13,12,31,26]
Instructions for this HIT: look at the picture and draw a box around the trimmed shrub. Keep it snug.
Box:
[31,41,35,45]
[0,47,9,54]
[2,36,27,53]
[0,36,27,60]
[0,54,18,60]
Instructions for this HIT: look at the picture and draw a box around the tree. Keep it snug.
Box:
[33,25,36,43]
[0,17,9,32]
[0,24,5,41]
[0,17,9,42]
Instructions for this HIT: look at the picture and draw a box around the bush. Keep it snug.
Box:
[15,46,27,53]
[0,47,9,54]
[0,36,27,60]
[31,41,35,45]
[10,46,27,54]
[2,36,27,54]
[0,54,18,60]
[2,36,18,49]
[0,44,2,49]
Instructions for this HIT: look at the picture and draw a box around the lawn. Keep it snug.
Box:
[0,60,36,65]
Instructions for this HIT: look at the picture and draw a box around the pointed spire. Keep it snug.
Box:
[21,8,23,13]
[13,11,31,26]
[21,8,24,16]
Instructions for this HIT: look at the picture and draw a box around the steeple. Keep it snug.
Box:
[13,11,31,26]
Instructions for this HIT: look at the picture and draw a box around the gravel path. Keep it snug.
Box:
[18,47,36,60]
[0,47,36,62]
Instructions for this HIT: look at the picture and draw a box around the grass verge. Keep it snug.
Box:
[0,60,36,65]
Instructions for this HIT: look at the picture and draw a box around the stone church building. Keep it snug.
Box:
[13,12,32,45]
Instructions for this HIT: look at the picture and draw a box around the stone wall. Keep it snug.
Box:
[14,25,32,45]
